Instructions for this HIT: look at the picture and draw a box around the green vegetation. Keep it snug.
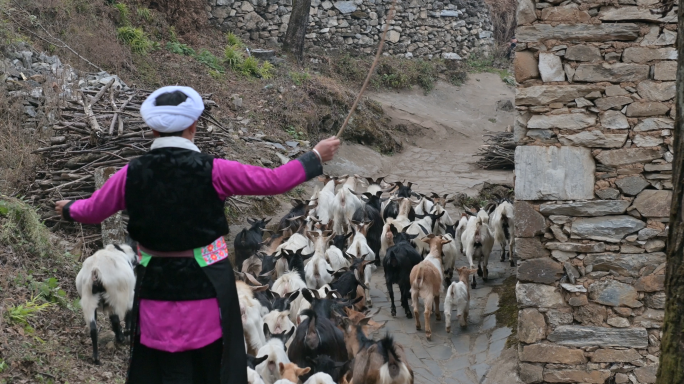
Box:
[117,26,152,54]
[466,53,515,86]
[285,126,307,140]
[494,275,519,348]
[0,197,59,258]
[289,71,311,85]
[166,41,195,56]
[6,296,52,326]
[226,32,244,47]
[196,49,225,73]
[113,2,130,25]
[489,118,497,123]
[332,55,438,94]
[136,7,152,22]
[222,35,274,79]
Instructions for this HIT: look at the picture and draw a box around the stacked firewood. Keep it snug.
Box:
[29,79,235,220]
[475,131,516,170]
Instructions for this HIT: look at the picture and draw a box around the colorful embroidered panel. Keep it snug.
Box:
[194,237,229,267]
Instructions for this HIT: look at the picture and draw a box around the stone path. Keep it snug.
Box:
[366,247,516,384]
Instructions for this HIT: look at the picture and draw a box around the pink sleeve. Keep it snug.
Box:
[212,159,307,200]
[67,165,128,224]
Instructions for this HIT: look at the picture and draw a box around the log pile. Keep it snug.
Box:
[29,79,236,221]
[475,131,515,170]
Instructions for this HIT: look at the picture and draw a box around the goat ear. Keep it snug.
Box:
[356,278,369,290]
[302,289,315,303]
[285,290,300,301]
[279,362,286,373]
[297,367,312,376]
[263,218,272,225]
[285,326,295,340]
[255,355,268,366]
[263,323,272,340]
[359,317,372,326]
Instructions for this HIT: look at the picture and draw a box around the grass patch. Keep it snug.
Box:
[196,49,225,72]
[113,2,129,25]
[117,26,152,54]
[466,53,515,85]
[166,41,195,56]
[289,71,311,85]
[136,7,152,22]
[6,296,52,326]
[0,196,60,258]
[493,275,518,348]
[222,36,274,79]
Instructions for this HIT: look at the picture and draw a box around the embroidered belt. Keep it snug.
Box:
[137,237,229,268]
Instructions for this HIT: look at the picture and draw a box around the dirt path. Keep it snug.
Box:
[325,74,515,196]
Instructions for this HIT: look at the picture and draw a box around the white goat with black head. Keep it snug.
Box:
[76,243,137,365]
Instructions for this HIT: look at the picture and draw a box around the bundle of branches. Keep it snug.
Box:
[28,78,243,221]
[475,131,516,170]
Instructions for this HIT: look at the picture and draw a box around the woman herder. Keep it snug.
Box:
[55,86,340,384]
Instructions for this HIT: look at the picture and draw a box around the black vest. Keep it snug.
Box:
[125,147,229,252]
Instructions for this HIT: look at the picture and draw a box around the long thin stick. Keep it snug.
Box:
[335,0,398,138]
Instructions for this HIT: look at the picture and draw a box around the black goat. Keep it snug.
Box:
[277,199,312,232]
[383,182,417,222]
[247,354,268,370]
[281,248,313,281]
[307,355,351,383]
[287,307,349,381]
[383,225,421,318]
[328,259,371,299]
[351,192,385,266]
[234,218,270,271]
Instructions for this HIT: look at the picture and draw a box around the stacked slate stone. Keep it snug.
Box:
[206,0,495,58]
[512,0,674,383]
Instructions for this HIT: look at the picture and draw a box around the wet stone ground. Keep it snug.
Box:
[367,248,515,384]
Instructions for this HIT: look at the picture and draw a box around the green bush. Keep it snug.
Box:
[113,2,130,25]
[196,49,225,72]
[137,7,152,22]
[224,45,244,69]
[167,41,195,56]
[239,56,260,77]
[117,26,152,54]
[0,197,59,258]
[258,61,274,79]
[289,71,311,85]
[226,32,243,47]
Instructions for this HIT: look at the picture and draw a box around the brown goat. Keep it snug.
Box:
[351,334,413,384]
[409,235,450,340]
[278,362,310,383]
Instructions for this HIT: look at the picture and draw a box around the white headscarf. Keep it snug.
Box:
[140,86,204,133]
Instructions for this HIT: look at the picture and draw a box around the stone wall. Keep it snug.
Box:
[513,0,676,382]
[206,0,495,58]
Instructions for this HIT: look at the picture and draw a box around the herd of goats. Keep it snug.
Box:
[75,175,515,384]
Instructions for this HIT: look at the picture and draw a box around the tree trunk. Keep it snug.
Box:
[656,1,684,383]
[282,0,312,62]
[94,167,126,246]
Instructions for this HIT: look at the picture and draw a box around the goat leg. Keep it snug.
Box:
[411,289,421,330]
[124,310,132,336]
[424,297,432,340]
[471,275,477,289]
[483,266,489,281]
[477,261,483,277]
[460,306,468,328]
[90,311,100,365]
[500,246,506,262]
[434,293,441,321]
[110,313,125,343]
[387,280,397,317]
[400,284,412,318]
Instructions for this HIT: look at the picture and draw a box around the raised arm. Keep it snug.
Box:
[213,137,340,199]
[57,165,128,224]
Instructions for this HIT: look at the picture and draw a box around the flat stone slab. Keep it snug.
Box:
[517,23,640,43]
[570,215,646,242]
[584,252,666,277]
[518,258,564,284]
[516,85,603,106]
[547,325,649,348]
[588,279,642,308]
[517,283,565,308]
[515,146,595,200]
[540,200,630,216]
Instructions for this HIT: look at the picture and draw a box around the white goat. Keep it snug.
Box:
[263,310,295,336]
[346,221,376,307]
[272,271,307,323]
[248,367,267,384]
[316,176,339,224]
[385,198,415,233]
[379,222,394,260]
[445,267,477,332]
[461,214,494,288]
[490,201,515,266]
[414,196,434,216]
[304,373,336,384]
[325,245,350,271]
[256,337,291,384]
[304,232,334,289]
[403,212,443,256]
[331,176,364,235]
[76,244,137,365]
[237,281,267,356]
